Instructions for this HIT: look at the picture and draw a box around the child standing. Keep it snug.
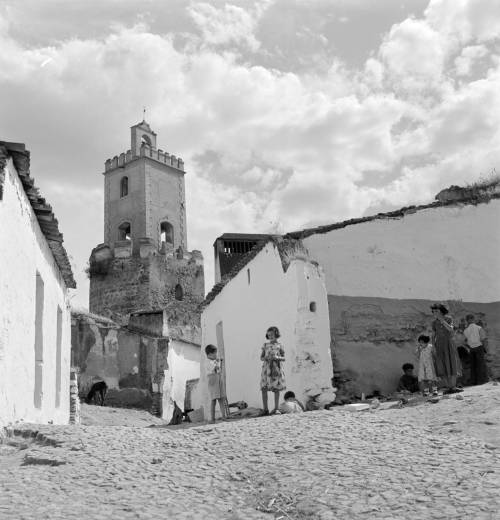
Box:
[205,344,227,423]
[415,334,438,396]
[463,314,489,385]
[260,326,286,415]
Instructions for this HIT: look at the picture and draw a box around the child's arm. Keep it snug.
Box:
[275,345,285,361]
[260,345,267,361]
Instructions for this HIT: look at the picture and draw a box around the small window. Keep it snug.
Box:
[118,222,131,241]
[175,284,184,301]
[160,221,174,246]
[247,268,251,285]
[309,301,317,312]
[120,176,129,197]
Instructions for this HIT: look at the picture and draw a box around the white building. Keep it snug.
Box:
[0,141,76,426]
[195,237,334,419]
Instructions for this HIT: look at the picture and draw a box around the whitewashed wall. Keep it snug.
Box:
[0,158,71,425]
[195,242,333,419]
[162,340,200,420]
[301,199,500,395]
[303,201,500,302]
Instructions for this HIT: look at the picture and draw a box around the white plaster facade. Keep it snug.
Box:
[0,157,72,425]
[302,200,500,302]
[162,339,200,420]
[195,241,333,419]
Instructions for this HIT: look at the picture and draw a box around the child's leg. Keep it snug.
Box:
[217,398,227,419]
[210,399,216,422]
[261,389,269,412]
[273,390,280,411]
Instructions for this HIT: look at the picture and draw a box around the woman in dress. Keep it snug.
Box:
[260,326,286,415]
[431,303,460,392]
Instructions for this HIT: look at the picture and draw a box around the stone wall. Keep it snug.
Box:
[329,296,500,398]
[88,245,204,319]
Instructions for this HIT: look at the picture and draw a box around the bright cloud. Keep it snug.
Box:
[0,0,499,306]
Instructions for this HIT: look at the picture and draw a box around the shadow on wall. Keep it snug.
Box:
[329,295,500,399]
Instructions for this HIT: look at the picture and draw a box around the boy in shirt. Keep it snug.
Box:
[463,314,488,385]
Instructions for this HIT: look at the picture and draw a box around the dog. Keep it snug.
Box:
[85,381,108,406]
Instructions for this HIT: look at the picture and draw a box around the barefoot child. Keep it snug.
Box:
[415,334,438,396]
[205,344,227,423]
[260,326,286,415]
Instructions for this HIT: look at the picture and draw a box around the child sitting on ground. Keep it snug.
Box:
[205,344,227,423]
[396,363,420,393]
[279,391,305,414]
[415,334,438,396]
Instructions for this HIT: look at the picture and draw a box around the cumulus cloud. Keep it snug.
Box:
[187,0,271,52]
[0,0,499,305]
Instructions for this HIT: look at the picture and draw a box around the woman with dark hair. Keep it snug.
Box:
[431,303,460,392]
[260,326,286,415]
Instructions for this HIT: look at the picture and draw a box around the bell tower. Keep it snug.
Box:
[88,121,204,320]
[102,120,187,253]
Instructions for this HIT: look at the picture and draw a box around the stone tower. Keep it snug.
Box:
[88,121,204,321]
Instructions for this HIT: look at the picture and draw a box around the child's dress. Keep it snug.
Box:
[416,343,437,382]
[207,358,222,400]
[260,341,286,391]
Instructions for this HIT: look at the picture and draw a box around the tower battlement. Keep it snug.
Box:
[104,145,185,173]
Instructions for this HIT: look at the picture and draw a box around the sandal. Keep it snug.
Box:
[260,409,269,416]
[269,409,281,415]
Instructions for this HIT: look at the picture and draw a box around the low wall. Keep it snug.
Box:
[329,295,500,397]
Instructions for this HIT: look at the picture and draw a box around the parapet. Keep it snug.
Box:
[104,144,185,173]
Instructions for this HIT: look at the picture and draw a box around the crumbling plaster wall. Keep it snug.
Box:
[71,312,200,418]
[0,158,71,425]
[302,199,500,395]
[195,242,333,419]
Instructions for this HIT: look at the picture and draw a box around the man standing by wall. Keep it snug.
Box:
[463,314,489,385]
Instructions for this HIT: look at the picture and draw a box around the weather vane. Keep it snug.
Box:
[143,106,147,122]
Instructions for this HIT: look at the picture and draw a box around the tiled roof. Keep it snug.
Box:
[0,141,76,288]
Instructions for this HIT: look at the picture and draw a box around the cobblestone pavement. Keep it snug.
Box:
[1,385,500,520]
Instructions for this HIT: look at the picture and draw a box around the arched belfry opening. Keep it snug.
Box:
[160,221,174,247]
[118,222,131,241]
[120,176,128,197]
[141,134,152,147]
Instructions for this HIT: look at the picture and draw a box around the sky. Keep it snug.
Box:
[1,0,499,308]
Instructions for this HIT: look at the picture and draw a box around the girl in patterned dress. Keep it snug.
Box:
[260,326,286,415]
[415,334,438,396]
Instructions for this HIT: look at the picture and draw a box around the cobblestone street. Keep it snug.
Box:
[1,384,499,520]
